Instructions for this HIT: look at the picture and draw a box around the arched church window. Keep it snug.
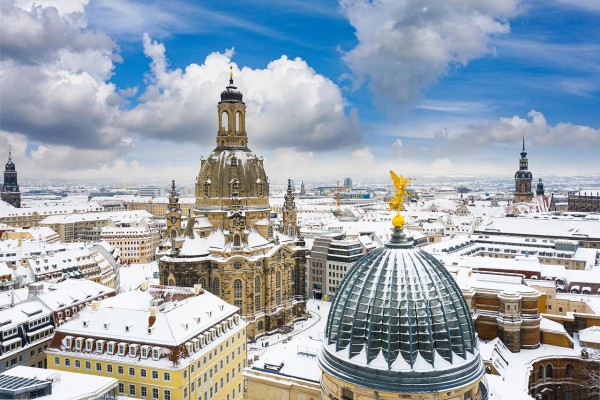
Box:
[233,280,243,298]
[199,278,206,288]
[221,111,229,131]
[233,235,241,247]
[267,226,273,239]
[276,271,281,289]
[230,156,237,167]
[538,365,543,380]
[276,290,281,305]
[545,364,552,379]
[231,179,239,196]
[168,278,175,286]
[566,363,574,378]
[254,275,261,293]
[212,278,220,296]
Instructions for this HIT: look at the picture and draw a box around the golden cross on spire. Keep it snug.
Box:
[230,65,233,78]
[389,170,411,228]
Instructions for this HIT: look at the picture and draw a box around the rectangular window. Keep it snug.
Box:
[54,357,60,365]
[152,370,159,380]
[85,361,91,370]
[141,386,147,398]
[96,362,102,372]
[164,390,171,400]
[141,369,147,378]
[65,358,71,367]
[164,372,170,381]
[129,384,136,396]
[118,366,124,375]
[118,383,124,394]
[75,360,81,369]
[107,364,113,373]
[152,388,159,399]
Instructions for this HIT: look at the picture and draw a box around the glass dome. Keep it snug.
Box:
[319,229,485,393]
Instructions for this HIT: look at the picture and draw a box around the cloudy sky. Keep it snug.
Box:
[1,0,599,184]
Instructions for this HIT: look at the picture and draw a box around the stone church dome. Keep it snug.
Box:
[319,228,485,394]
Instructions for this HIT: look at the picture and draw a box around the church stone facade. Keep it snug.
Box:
[158,73,307,338]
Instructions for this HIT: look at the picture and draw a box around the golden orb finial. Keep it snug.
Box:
[389,170,411,228]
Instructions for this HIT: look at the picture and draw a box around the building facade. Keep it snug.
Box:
[1,152,20,208]
[158,73,307,338]
[514,137,533,203]
[568,189,600,212]
[47,283,247,400]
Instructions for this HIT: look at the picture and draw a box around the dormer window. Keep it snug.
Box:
[152,347,160,360]
[231,179,239,197]
[204,179,211,198]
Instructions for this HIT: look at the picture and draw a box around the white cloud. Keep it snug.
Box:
[340,0,521,104]
[0,0,128,152]
[442,109,600,149]
[121,34,362,152]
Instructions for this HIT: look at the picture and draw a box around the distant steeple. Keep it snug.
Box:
[536,178,545,196]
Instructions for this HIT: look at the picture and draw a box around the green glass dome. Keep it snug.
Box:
[319,229,485,393]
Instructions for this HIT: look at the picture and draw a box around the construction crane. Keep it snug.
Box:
[334,180,352,216]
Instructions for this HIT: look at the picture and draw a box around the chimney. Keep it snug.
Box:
[193,284,203,295]
[141,281,149,291]
[150,306,159,317]
[91,300,100,311]
[28,282,44,299]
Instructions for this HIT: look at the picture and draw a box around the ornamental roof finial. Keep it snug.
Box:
[229,66,234,85]
[389,170,411,228]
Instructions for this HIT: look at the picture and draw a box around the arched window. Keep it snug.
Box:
[231,179,239,196]
[538,365,544,380]
[199,278,206,288]
[276,290,281,305]
[255,275,261,293]
[545,364,552,379]
[212,278,220,296]
[221,111,229,131]
[204,181,210,198]
[566,363,574,378]
[233,235,241,247]
[268,226,273,239]
[230,156,237,167]
[276,271,281,289]
[257,321,264,331]
[257,179,263,197]
[233,280,243,298]
[168,278,175,286]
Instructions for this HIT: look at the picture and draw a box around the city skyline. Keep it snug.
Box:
[1,0,599,183]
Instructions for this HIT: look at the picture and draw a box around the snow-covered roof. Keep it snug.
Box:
[1,365,118,400]
[55,285,241,346]
[579,326,600,344]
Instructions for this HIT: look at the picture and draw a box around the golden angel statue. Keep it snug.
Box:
[389,170,411,227]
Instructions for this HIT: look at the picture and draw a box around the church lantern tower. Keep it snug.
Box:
[282,179,297,237]
[514,135,533,203]
[1,151,21,208]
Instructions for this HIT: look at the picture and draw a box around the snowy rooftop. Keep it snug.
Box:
[1,365,118,400]
[55,285,240,346]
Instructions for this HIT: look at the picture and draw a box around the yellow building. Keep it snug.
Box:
[47,283,247,400]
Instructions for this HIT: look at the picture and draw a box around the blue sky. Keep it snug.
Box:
[1,0,599,183]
